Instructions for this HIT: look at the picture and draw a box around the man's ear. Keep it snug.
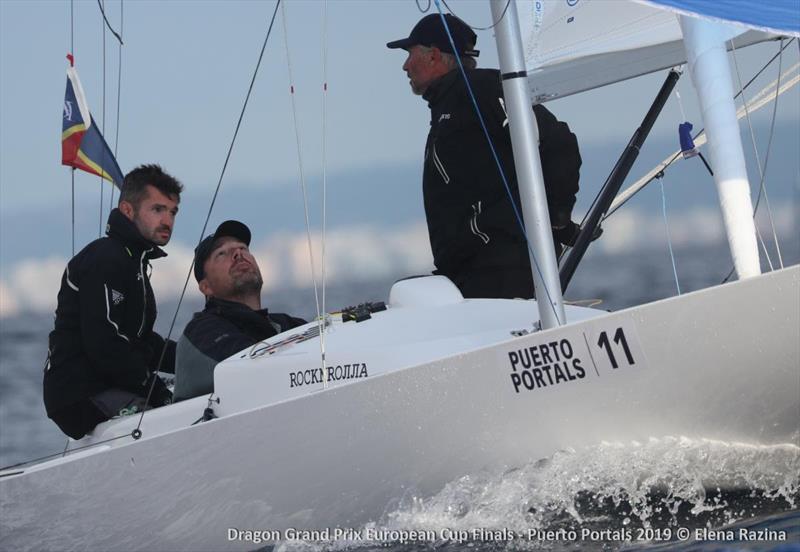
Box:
[119,200,135,220]
[198,278,212,298]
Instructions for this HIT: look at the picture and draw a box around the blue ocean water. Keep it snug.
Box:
[1,243,798,551]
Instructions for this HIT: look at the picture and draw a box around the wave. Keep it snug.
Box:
[276,437,799,551]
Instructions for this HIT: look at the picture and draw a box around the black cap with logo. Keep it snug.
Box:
[193,220,251,282]
[387,14,479,58]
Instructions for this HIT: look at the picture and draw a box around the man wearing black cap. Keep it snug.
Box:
[388,13,582,299]
[173,221,305,401]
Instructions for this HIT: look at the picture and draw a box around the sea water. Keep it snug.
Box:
[1,244,798,551]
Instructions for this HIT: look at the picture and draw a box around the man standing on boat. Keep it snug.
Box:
[173,220,305,401]
[44,165,182,439]
[387,14,581,299]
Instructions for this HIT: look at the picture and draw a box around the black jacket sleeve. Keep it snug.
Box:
[533,104,582,227]
[143,332,177,374]
[183,315,264,363]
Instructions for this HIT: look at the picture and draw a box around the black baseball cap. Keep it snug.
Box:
[193,220,251,282]
[387,14,479,58]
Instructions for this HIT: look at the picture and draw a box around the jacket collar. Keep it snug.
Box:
[105,208,167,260]
[203,296,268,317]
[423,68,500,109]
[423,69,461,107]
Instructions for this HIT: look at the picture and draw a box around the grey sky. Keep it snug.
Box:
[0,0,798,315]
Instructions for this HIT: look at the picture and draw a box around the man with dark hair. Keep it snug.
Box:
[173,220,305,401]
[44,164,183,439]
[387,14,582,299]
[117,164,184,229]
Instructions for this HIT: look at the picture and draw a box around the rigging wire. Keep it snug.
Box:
[1,431,134,472]
[609,61,798,219]
[730,40,774,271]
[605,38,797,218]
[71,171,76,256]
[320,0,330,387]
[721,39,790,283]
[110,0,123,209]
[134,0,283,436]
[434,0,562,325]
[280,2,324,331]
[99,0,107,238]
[70,0,76,257]
[658,175,681,295]
[753,38,785,268]
[734,38,786,268]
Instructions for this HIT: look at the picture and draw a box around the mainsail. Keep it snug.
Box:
[518,0,798,102]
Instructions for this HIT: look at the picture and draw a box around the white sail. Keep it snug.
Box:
[518,0,780,102]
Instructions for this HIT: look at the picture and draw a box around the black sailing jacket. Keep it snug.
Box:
[422,68,581,277]
[174,297,306,401]
[44,208,175,415]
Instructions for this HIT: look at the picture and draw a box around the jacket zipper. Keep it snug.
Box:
[432,144,450,184]
[471,201,490,244]
[138,249,151,338]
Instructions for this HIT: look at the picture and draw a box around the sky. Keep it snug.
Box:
[0,0,798,318]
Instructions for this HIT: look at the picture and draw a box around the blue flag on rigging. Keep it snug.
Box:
[61,65,124,188]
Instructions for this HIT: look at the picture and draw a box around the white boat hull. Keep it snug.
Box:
[1,267,798,551]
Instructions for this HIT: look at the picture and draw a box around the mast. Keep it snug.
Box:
[491,0,566,329]
[679,15,761,279]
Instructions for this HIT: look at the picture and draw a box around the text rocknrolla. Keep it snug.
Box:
[289,363,368,388]
[508,339,585,392]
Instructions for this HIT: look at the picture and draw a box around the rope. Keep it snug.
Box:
[439,0,511,31]
[280,2,323,330]
[110,0,123,209]
[674,89,688,122]
[134,0,283,436]
[434,0,562,324]
[320,0,330,387]
[658,176,681,295]
[96,0,123,44]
